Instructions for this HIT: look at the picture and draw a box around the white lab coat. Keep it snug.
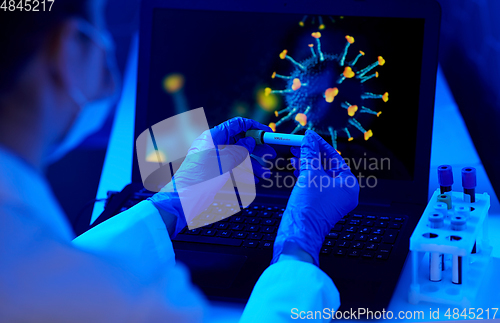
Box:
[0,146,340,322]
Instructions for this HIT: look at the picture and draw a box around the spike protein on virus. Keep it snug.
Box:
[266,32,388,153]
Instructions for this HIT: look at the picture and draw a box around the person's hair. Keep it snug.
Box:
[0,1,91,95]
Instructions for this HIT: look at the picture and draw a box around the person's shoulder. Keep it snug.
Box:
[0,202,72,247]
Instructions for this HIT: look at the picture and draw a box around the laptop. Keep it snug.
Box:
[93,0,441,311]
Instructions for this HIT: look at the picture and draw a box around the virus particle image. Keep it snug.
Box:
[266,32,388,152]
[298,15,339,30]
[163,73,189,115]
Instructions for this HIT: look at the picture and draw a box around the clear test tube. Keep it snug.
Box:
[455,205,476,253]
[451,213,467,231]
[452,255,463,285]
[428,212,445,281]
[433,202,449,218]
[451,214,467,285]
[246,130,303,146]
[455,205,470,220]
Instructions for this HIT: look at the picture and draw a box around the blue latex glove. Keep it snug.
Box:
[149,117,276,237]
[273,130,359,266]
[210,117,277,181]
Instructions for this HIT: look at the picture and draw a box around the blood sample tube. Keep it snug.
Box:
[438,165,453,194]
[462,167,476,203]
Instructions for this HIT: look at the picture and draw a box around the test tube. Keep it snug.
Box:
[452,255,463,285]
[451,214,467,284]
[438,165,453,194]
[429,212,444,229]
[451,213,467,231]
[455,205,476,253]
[437,194,452,210]
[246,130,303,146]
[429,253,444,282]
[428,212,445,281]
[454,205,470,220]
[462,167,476,203]
[433,202,449,218]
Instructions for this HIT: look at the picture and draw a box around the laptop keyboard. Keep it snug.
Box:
[117,193,404,260]
[175,203,283,249]
[320,214,405,260]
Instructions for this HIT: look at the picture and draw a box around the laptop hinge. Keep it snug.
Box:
[358,198,392,208]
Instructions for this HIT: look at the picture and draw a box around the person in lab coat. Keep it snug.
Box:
[0,1,359,322]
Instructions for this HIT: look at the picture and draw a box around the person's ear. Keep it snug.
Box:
[43,19,85,99]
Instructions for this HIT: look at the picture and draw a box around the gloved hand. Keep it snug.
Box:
[149,117,276,237]
[210,117,277,181]
[273,130,359,266]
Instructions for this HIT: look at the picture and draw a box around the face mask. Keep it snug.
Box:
[44,93,116,163]
[44,19,120,164]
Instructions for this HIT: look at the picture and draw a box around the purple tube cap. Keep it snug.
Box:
[438,165,453,186]
[462,167,477,189]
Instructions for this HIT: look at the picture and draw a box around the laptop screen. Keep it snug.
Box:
[143,8,425,183]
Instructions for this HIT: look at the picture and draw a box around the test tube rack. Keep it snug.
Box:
[408,189,492,306]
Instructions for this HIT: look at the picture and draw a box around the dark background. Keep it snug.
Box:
[46,0,500,236]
